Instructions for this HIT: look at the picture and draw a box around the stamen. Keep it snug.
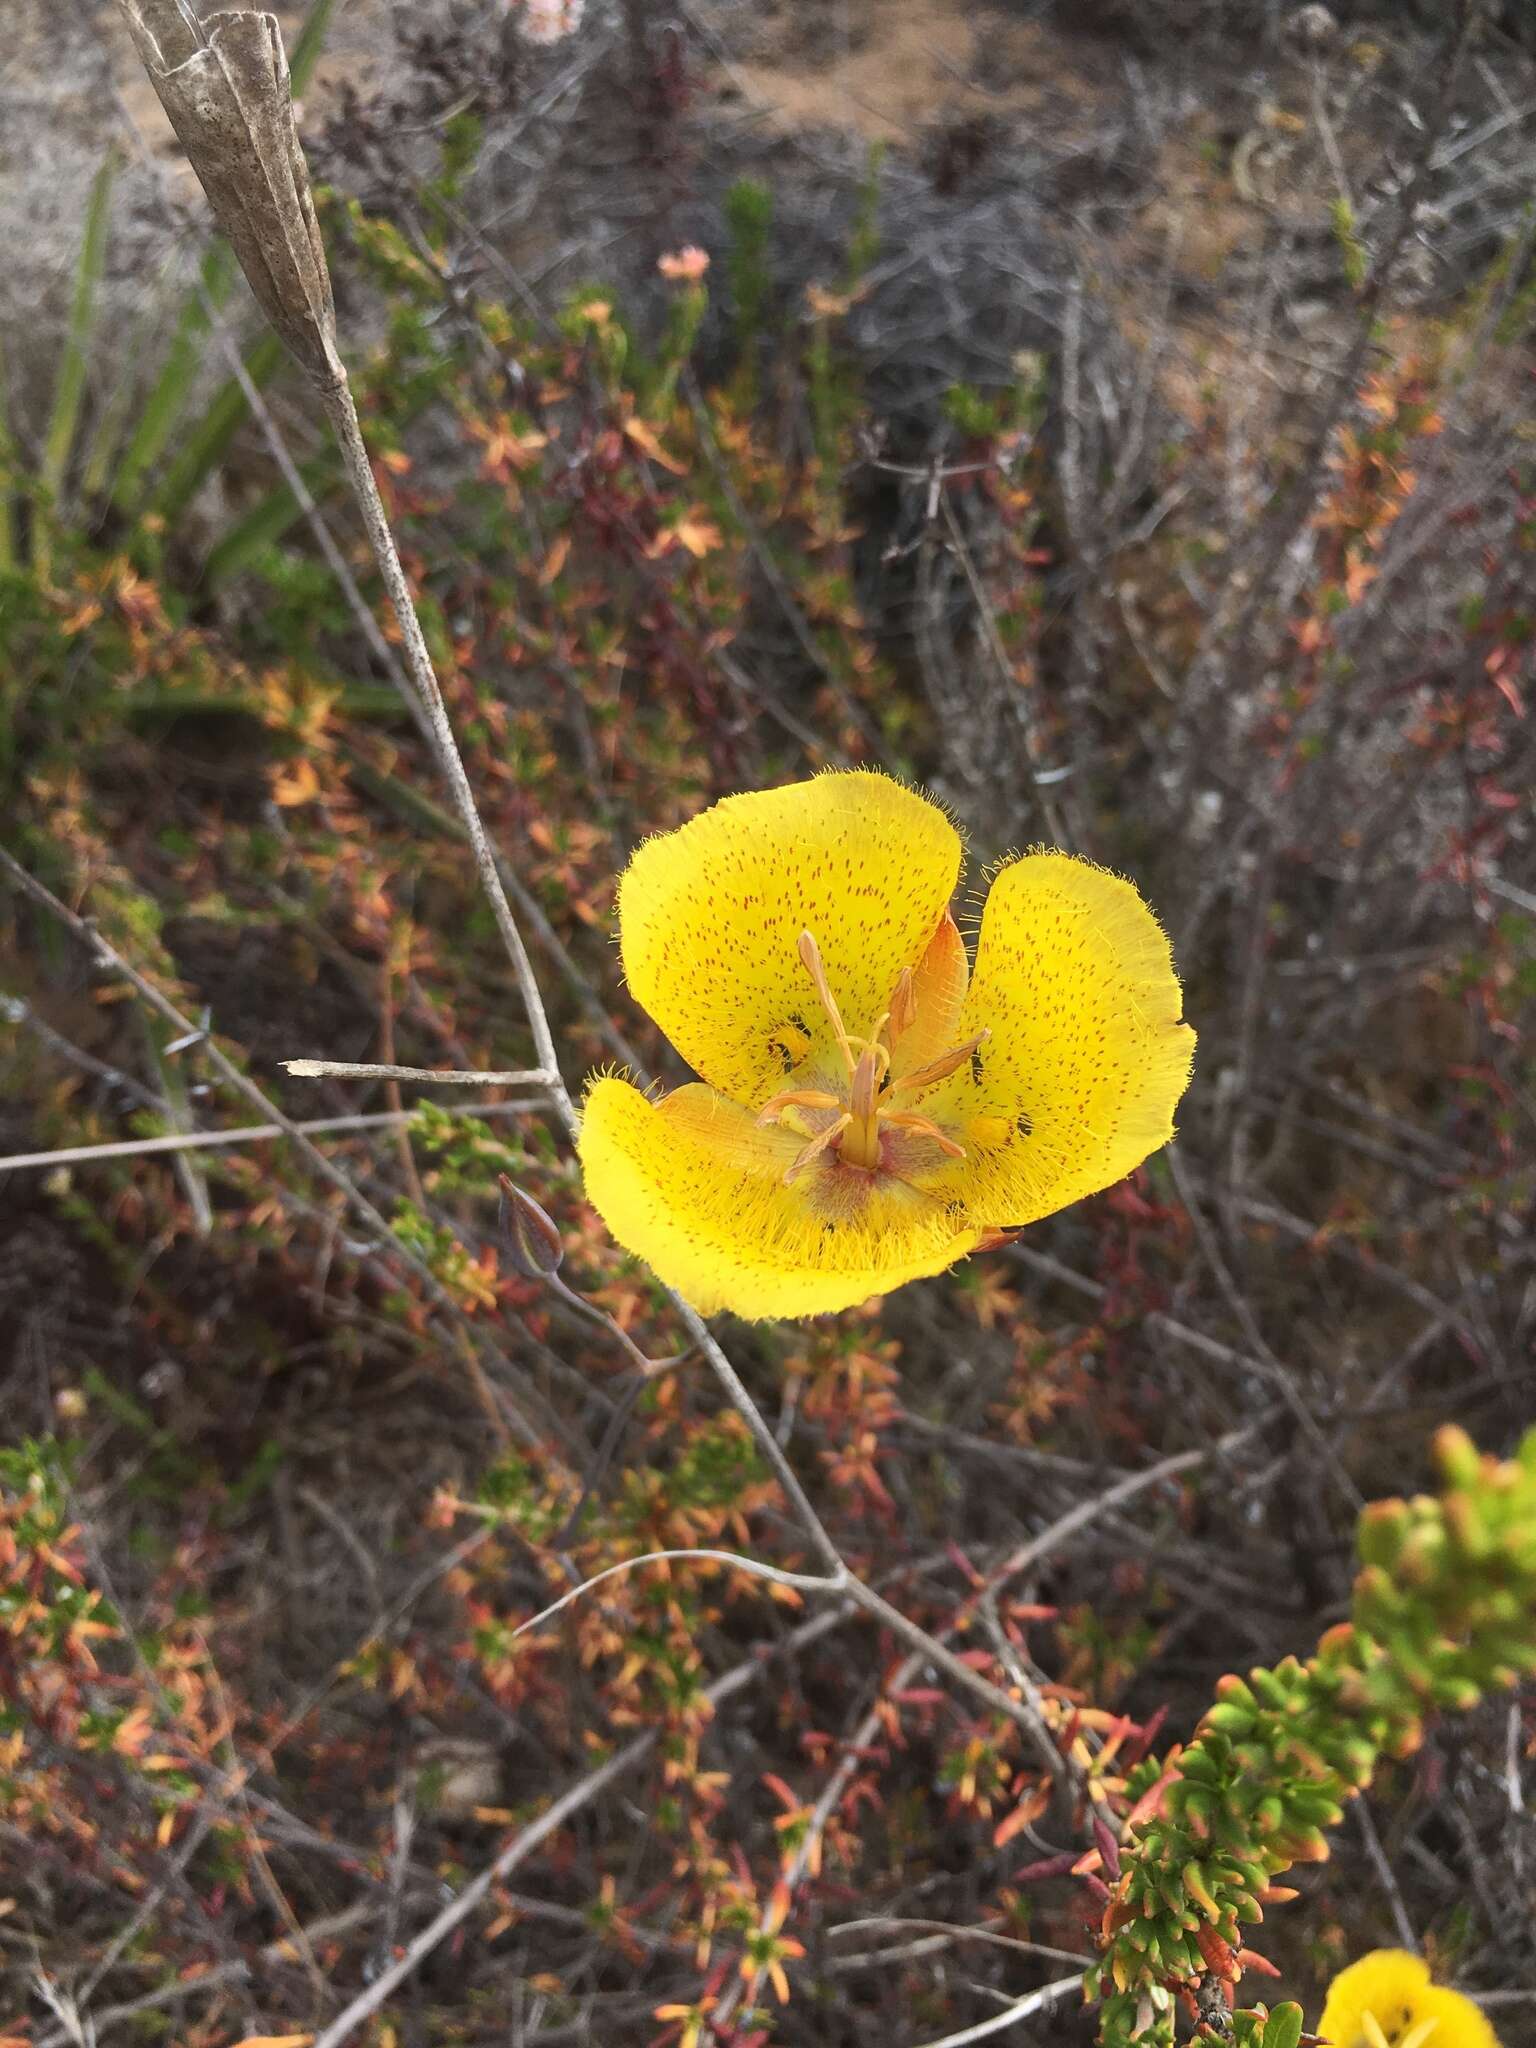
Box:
[755,1088,843,1127]
[784,1113,852,1183]
[880,1111,966,1159]
[888,1029,990,1099]
[1361,2015,1391,2048]
[1399,2020,1439,2048]
[798,930,856,1078]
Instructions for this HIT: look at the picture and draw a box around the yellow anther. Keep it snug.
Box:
[888,1028,990,1100]
[780,929,972,1180]
[756,1087,842,1127]
[880,1111,966,1160]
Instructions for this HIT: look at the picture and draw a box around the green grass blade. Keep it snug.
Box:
[144,1016,213,1238]
[111,243,240,513]
[80,260,182,508]
[204,377,439,589]
[288,0,339,93]
[202,451,338,589]
[147,330,286,532]
[41,147,117,512]
[0,332,18,574]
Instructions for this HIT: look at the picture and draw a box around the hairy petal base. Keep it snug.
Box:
[578,1077,980,1319]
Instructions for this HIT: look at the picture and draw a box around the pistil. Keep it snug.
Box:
[842,1044,885,1169]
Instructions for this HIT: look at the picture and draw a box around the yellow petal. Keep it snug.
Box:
[921,852,1194,1227]
[1316,1952,1487,2048]
[578,1077,978,1319]
[617,771,963,1112]
[1416,1986,1502,2048]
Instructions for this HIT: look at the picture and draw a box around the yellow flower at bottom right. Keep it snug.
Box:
[1320,1951,1500,2048]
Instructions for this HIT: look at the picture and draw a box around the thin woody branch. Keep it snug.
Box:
[117,0,571,1104]
[284,1058,555,1086]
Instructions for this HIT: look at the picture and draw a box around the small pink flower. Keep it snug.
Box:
[657,245,710,283]
[518,0,583,45]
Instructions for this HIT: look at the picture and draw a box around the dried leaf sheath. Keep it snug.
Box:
[117,3,342,388]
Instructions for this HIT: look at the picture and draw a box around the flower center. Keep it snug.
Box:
[1362,2010,1439,2048]
[755,929,985,1187]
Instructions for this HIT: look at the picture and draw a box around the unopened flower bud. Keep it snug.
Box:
[498,1173,564,1278]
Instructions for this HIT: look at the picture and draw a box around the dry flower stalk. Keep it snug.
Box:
[116,0,343,389]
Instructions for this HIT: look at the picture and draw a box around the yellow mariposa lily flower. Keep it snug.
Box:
[1320,1950,1500,2048]
[577,771,1195,1318]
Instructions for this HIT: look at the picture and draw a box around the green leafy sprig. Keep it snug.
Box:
[1092,1427,1536,2047]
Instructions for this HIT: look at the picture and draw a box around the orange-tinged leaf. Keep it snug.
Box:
[1343,556,1377,603]
[993,1781,1051,1847]
[111,1706,154,1756]
[1489,664,1525,718]
[1124,1751,1183,1827]
[539,533,572,584]
[1196,1924,1236,1979]
[673,515,724,558]
[622,416,687,473]
[1235,1948,1281,1979]
[272,757,321,807]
